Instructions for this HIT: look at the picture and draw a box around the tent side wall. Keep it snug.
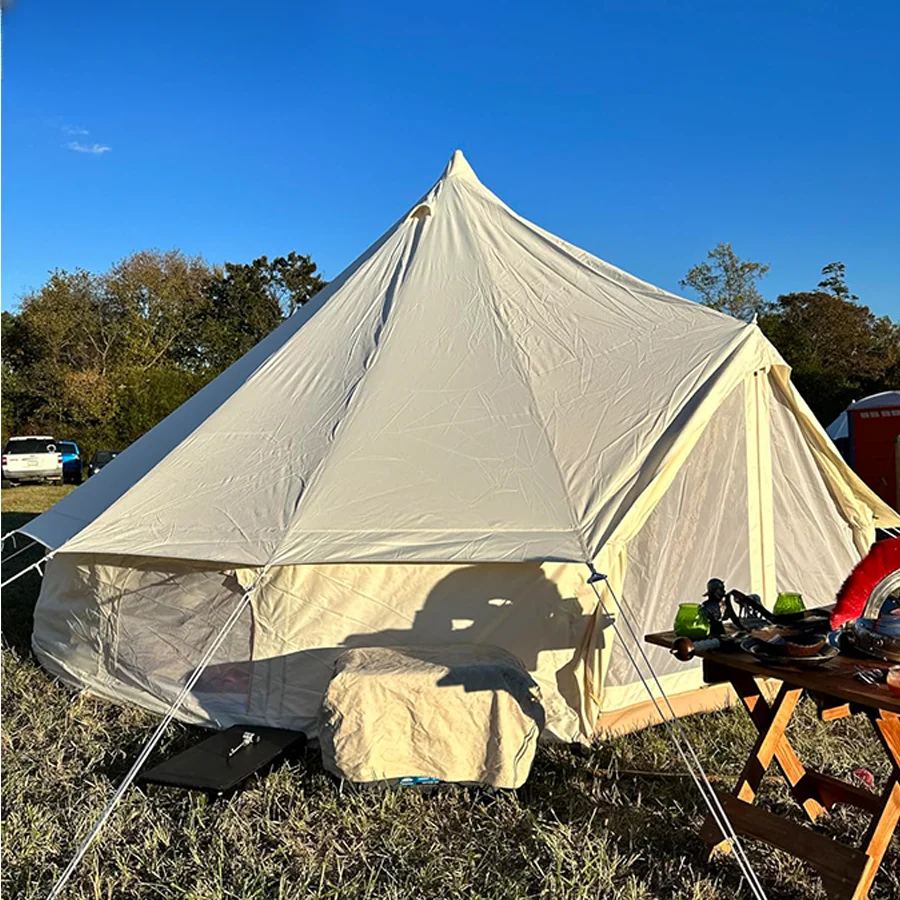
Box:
[32,554,255,726]
[593,366,885,733]
[33,555,599,741]
[770,383,861,600]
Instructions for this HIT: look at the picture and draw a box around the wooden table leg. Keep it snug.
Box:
[850,713,900,900]
[701,677,828,855]
[697,700,900,900]
[701,682,804,854]
[735,683,804,801]
[728,674,827,823]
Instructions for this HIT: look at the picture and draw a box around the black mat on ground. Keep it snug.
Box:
[140,725,306,794]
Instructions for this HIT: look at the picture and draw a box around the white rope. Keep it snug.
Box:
[599,574,770,900]
[589,576,767,900]
[604,579,767,897]
[45,568,269,900]
[0,551,56,589]
[586,569,768,900]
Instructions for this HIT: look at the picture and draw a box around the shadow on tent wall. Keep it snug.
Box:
[195,564,599,731]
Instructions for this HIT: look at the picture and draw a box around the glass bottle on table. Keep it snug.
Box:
[674,603,711,639]
[774,591,804,617]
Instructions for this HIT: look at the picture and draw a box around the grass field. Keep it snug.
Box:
[2,484,898,899]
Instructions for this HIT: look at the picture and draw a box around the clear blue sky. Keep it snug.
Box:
[3,0,899,316]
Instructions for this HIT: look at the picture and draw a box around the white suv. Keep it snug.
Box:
[2,436,64,484]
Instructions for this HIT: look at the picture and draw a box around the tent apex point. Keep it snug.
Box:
[442,149,480,184]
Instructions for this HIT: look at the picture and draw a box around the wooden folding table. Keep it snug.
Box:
[646,623,900,899]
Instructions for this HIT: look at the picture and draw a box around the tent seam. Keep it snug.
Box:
[589,329,763,554]
[263,215,429,568]
[468,213,588,561]
[461,178,740,327]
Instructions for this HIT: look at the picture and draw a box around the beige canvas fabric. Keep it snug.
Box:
[26,151,900,740]
[318,645,544,788]
[233,559,593,740]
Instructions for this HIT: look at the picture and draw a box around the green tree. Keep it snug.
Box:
[270,252,327,317]
[759,291,900,424]
[1,357,20,445]
[2,247,325,457]
[102,250,212,371]
[2,270,103,438]
[110,367,212,447]
[818,261,858,302]
[200,258,283,370]
[680,242,770,321]
[201,253,326,369]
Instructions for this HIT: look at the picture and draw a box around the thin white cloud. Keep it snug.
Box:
[66,141,111,154]
[63,124,89,136]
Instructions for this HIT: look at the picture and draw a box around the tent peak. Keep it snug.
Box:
[442,149,480,184]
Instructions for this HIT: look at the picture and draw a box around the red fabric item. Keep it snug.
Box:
[831,537,900,629]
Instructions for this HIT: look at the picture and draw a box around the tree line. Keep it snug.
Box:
[1,250,326,456]
[2,243,897,459]
[681,246,899,425]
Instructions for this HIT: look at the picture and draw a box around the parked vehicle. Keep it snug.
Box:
[88,449,121,477]
[60,441,84,484]
[2,436,63,484]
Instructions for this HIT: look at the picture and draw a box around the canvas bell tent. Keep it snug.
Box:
[21,152,899,741]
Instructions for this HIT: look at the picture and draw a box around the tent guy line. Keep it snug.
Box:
[586,567,768,900]
[0,534,40,566]
[0,548,55,590]
[0,528,19,549]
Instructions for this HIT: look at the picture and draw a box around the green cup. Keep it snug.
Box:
[774,591,804,616]
[674,603,710,639]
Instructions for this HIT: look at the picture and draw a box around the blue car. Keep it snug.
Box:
[60,441,83,484]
